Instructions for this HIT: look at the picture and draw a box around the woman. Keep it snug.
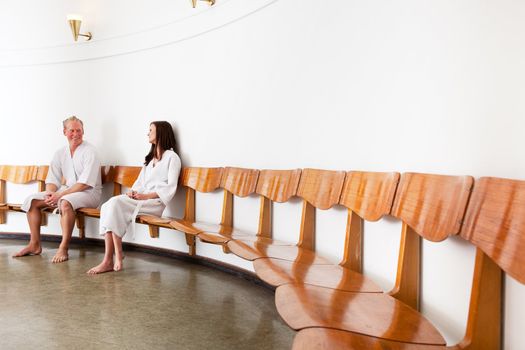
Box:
[87,121,181,274]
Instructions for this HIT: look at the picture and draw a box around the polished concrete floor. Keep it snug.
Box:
[0,239,294,349]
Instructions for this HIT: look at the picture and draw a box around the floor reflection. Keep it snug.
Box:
[0,239,294,349]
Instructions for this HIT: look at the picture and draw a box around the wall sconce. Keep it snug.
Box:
[191,0,215,8]
[67,15,92,41]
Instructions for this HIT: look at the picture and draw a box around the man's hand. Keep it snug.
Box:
[44,191,62,207]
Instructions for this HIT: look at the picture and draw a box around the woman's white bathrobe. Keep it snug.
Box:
[99,150,181,238]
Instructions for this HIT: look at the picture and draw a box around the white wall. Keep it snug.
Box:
[1,0,524,348]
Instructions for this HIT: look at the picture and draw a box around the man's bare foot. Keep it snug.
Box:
[51,248,69,263]
[87,261,114,275]
[12,244,42,258]
[114,255,125,272]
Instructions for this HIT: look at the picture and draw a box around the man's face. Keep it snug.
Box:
[63,120,84,147]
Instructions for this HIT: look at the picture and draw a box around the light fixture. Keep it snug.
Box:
[67,15,92,41]
[191,0,215,8]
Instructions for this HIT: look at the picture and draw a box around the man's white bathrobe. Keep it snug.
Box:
[99,150,181,238]
[21,141,102,212]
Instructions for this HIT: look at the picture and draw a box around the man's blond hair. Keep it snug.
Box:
[63,116,84,130]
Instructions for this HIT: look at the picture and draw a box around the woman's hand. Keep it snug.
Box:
[133,193,150,200]
[127,191,154,200]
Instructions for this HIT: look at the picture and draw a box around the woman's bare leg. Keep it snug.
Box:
[86,232,115,275]
[112,234,124,271]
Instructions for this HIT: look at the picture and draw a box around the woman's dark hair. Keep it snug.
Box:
[144,121,177,166]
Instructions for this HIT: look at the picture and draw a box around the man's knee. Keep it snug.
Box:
[60,200,74,214]
[28,199,46,211]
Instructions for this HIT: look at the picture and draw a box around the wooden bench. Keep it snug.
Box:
[227,169,346,265]
[251,171,399,293]
[0,165,48,224]
[1,164,523,349]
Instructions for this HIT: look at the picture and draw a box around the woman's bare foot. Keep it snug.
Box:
[12,244,42,257]
[51,248,69,263]
[87,260,114,275]
[114,255,125,272]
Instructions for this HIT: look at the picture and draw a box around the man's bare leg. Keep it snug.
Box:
[87,232,115,275]
[112,233,124,271]
[13,199,49,257]
[52,200,75,263]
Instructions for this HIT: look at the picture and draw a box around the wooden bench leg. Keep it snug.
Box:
[457,249,502,350]
[388,223,421,311]
[0,210,6,225]
[0,180,6,224]
[185,234,196,256]
[76,214,85,239]
[40,211,48,226]
[148,225,159,238]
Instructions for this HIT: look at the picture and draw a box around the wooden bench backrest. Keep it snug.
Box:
[338,171,400,272]
[295,169,346,251]
[391,172,473,242]
[181,167,223,193]
[180,167,224,222]
[460,177,525,284]
[221,167,259,197]
[340,171,400,221]
[297,169,346,210]
[0,165,41,184]
[388,173,473,310]
[256,169,302,203]
[110,166,142,195]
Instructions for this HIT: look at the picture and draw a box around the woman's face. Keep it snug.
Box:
[148,124,156,144]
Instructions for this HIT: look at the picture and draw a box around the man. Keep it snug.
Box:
[13,116,102,263]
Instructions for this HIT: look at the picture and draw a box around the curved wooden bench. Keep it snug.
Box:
[0,165,48,224]
[2,164,523,350]
[198,168,301,245]
[252,171,399,292]
[196,166,260,243]
[280,173,488,349]
[290,176,519,349]
[227,168,345,265]
[169,167,225,250]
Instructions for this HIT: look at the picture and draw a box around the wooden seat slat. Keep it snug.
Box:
[227,239,332,264]
[170,218,205,235]
[292,328,443,350]
[7,204,23,212]
[275,284,445,345]
[253,258,382,292]
[136,215,172,226]
[76,207,101,217]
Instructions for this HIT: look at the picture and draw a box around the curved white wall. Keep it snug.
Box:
[1,0,524,348]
